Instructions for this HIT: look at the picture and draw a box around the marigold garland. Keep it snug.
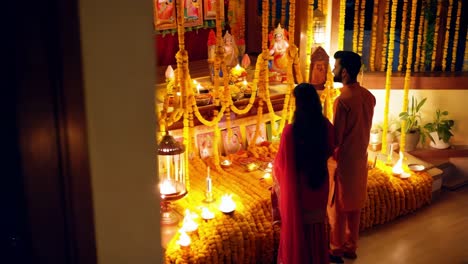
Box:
[420,8,429,71]
[381,0,398,155]
[369,0,379,71]
[358,0,366,55]
[431,1,441,70]
[381,0,391,71]
[304,0,315,83]
[398,0,409,72]
[400,0,418,153]
[452,0,462,72]
[353,0,361,53]
[338,0,346,50]
[442,0,453,71]
[415,1,426,72]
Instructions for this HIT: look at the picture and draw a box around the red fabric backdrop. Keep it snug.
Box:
[155,29,211,66]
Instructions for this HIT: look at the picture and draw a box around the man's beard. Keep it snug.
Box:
[333,75,342,83]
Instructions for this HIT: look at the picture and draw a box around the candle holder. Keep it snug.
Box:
[158,131,188,225]
[203,166,215,203]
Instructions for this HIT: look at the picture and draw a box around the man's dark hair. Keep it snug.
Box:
[334,51,362,81]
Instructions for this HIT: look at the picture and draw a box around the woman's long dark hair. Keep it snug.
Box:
[292,83,328,189]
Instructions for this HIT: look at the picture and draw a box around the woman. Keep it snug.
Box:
[274,83,335,264]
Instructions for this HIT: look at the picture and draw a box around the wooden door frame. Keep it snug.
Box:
[13,0,97,263]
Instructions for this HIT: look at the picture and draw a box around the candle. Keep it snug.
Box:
[160,180,177,195]
[201,207,215,220]
[181,209,198,232]
[165,65,174,80]
[206,166,212,193]
[177,230,191,247]
[392,152,405,176]
[373,155,378,168]
[196,84,202,94]
[219,194,236,213]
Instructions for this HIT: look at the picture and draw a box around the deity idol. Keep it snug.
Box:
[269,24,289,76]
[223,31,239,68]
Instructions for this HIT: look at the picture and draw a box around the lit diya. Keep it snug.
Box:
[219,194,236,214]
[220,159,232,168]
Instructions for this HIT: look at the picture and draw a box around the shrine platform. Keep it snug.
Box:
[162,146,442,263]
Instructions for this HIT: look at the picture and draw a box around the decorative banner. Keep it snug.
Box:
[154,0,177,30]
[204,0,224,20]
[183,0,203,27]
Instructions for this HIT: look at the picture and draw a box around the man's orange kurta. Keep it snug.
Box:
[331,82,375,211]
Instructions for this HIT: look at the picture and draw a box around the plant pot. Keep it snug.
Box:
[404,130,420,151]
[429,131,450,149]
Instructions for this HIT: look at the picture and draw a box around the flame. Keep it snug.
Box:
[196,83,202,94]
[219,194,236,213]
[263,172,271,179]
[221,159,232,166]
[159,180,176,195]
[392,152,404,175]
[165,65,174,80]
[243,80,248,87]
[181,209,198,232]
[177,230,191,247]
[201,207,215,220]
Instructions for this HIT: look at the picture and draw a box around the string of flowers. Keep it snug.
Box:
[442,0,453,71]
[398,0,409,71]
[212,0,224,106]
[239,0,246,43]
[358,0,366,55]
[304,0,315,82]
[281,0,287,27]
[338,0,346,51]
[324,65,335,120]
[288,0,296,45]
[272,0,276,27]
[431,1,441,71]
[212,111,222,170]
[400,0,418,152]
[452,0,462,72]
[278,0,298,133]
[464,39,468,71]
[353,0,361,53]
[415,1,426,72]
[369,0,379,71]
[381,0,391,71]
[420,7,428,71]
[381,0,398,155]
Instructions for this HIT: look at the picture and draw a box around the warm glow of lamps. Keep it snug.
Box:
[313,9,326,45]
[181,209,198,232]
[219,194,236,213]
[159,179,177,195]
[165,65,174,80]
[392,152,410,178]
[177,230,191,247]
[201,207,215,220]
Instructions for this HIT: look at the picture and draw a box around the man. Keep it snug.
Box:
[328,51,376,263]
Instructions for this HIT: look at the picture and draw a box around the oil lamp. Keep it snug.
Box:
[158,131,188,225]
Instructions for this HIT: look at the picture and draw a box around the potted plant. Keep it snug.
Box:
[423,109,455,149]
[399,96,427,151]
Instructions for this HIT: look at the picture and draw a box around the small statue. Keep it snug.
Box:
[269,24,290,77]
[309,46,329,90]
[223,31,239,68]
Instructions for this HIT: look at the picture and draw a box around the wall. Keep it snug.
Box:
[79,0,162,263]
[369,89,468,145]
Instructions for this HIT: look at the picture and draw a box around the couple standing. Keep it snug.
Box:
[273,51,376,264]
